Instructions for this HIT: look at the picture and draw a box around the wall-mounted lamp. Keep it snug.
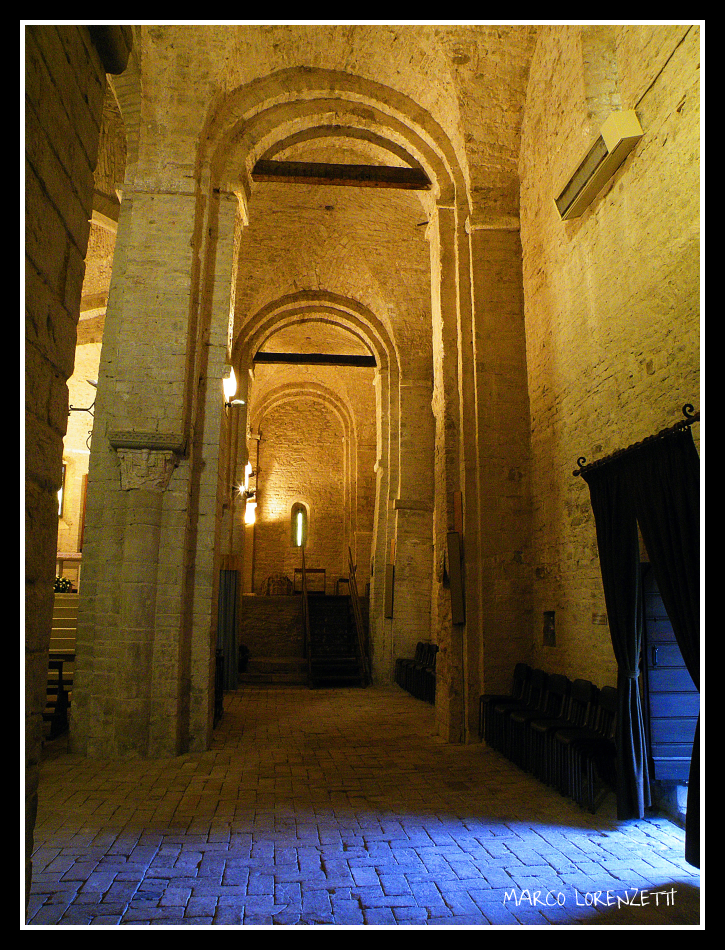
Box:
[68,378,98,416]
[235,461,256,501]
[555,109,643,220]
[223,368,246,408]
[69,379,97,450]
[243,499,257,525]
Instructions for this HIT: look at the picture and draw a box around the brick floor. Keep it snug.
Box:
[26,685,701,928]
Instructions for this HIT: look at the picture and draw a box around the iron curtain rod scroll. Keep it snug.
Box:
[572,404,700,477]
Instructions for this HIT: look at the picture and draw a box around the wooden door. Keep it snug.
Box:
[641,564,699,782]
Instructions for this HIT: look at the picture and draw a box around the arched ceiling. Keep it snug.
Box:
[257,320,371,358]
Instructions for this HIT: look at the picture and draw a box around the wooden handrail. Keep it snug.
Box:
[348,546,370,686]
[301,548,312,686]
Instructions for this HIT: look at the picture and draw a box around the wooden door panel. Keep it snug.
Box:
[642,566,699,784]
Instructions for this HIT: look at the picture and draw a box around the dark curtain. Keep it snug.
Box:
[218,569,239,691]
[583,460,652,819]
[625,429,700,868]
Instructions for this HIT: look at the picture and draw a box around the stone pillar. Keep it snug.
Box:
[25,23,131,909]
[429,202,466,741]
[186,188,245,751]
[71,171,242,755]
[368,366,396,684]
[114,446,177,755]
[390,380,435,667]
[468,215,533,700]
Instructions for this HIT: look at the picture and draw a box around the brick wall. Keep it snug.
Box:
[519,25,700,687]
[25,22,130,910]
[239,596,304,658]
[253,398,349,594]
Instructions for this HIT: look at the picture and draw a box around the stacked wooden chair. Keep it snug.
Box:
[479,666,618,813]
[478,663,531,747]
[394,641,438,704]
[529,678,598,786]
[553,684,617,812]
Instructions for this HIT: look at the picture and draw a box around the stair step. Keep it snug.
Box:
[238,656,309,686]
[49,638,76,651]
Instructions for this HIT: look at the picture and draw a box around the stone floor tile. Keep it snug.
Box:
[27,685,701,928]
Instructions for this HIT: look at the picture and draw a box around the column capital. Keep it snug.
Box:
[109,429,183,492]
[115,447,178,492]
[465,212,520,233]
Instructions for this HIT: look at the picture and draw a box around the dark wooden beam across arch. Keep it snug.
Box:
[252,159,431,191]
[254,352,377,367]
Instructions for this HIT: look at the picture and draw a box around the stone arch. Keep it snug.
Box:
[199,66,469,208]
[233,289,397,377]
[231,289,401,501]
[231,292,404,681]
[197,66,472,706]
[247,381,356,596]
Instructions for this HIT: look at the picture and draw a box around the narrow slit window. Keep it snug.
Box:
[291,503,308,548]
[58,463,66,518]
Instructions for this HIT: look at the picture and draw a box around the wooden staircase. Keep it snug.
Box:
[238,656,309,686]
[307,594,367,688]
[44,593,77,739]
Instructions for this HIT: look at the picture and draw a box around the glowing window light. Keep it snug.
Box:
[58,463,66,517]
[291,503,307,547]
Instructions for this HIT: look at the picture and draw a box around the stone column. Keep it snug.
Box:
[429,202,466,741]
[186,188,242,750]
[71,174,242,756]
[368,361,399,685]
[390,380,435,670]
[113,444,178,755]
[468,215,533,701]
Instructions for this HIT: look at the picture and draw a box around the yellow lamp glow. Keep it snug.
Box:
[244,499,257,525]
[223,368,237,402]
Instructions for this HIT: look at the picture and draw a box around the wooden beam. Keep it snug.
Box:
[252,159,431,191]
[254,352,377,367]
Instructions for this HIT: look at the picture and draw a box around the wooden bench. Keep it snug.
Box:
[44,652,74,739]
[43,593,77,740]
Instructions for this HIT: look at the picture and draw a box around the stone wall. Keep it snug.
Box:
[25,22,131,909]
[239,595,304,659]
[253,397,348,593]
[519,25,700,687]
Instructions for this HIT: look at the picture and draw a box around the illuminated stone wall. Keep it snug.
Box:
[519,25,700,687]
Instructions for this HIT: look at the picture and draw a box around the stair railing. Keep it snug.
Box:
[301,547,312,686]
[348,546,370,686]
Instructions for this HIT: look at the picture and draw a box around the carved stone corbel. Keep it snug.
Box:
[116,447,178,492]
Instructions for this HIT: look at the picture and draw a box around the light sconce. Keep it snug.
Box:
[69,379,97,451]
[236,461,256,500]
[244,499,257,525]
[68,378,98,416]
[223,368,246,408]
[555,109,643,220]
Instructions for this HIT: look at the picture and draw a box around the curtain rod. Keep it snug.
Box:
[573,404,700,477]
